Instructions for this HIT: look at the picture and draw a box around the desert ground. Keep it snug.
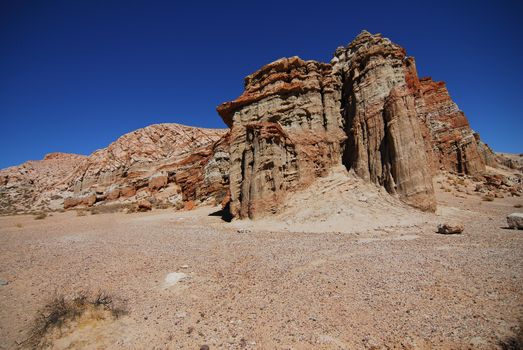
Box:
[0,178,522,349]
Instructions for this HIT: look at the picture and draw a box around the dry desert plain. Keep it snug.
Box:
[0,177,522,350]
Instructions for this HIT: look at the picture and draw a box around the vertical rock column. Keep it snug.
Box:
[333,31,436,211]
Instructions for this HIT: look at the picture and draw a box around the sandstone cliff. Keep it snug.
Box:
[218,31,495,218]
[217,57,345,218]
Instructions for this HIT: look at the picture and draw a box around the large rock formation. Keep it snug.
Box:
[0,124,230,214]
[332,31,435,211]
[66,123,230,210]
[218,31,493,218]
[217,57,345,218]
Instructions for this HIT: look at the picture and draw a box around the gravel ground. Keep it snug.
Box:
[0,188,522,349]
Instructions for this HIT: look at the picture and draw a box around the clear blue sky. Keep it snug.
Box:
[1,0,522,169]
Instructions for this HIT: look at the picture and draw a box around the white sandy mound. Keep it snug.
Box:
[233,166,434,233]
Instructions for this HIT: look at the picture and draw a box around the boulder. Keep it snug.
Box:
[507,213,523,230]
[120,185,137,198]
[148,173,168,191]
[137,199,152,212]
[437,223,464,234]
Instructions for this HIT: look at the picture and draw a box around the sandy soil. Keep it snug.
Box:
[0,180,522,349]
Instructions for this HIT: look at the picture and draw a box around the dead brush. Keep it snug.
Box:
[482,195,495,202]
[91,203,135,215]
[514,204,523,208]
[25,291,127,348]
[76,210,87,217]
[34,212,47,220]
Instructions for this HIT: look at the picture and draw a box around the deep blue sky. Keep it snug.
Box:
[1,0,522,169]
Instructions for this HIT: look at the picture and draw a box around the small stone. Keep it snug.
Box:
[437,223,464,234]
[137,199,152,212]
[507,213,523,230]
[200,346,210,350]
[0,279,8,286]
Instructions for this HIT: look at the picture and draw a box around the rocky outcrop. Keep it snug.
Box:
[332,31,436,211]
[414,77,486,174]
[0,153,86,214]
[217,57,345,218]
[219,31,441,217]
[65,124,229,210]
[0,124,230,214]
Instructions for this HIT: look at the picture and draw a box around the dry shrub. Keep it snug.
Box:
[26,291,127,348]
[34,212,47,220]
[90,203,134,215]
[514,204,523,208]
[76,210,87,217]
[154,201,172,210]
[15,223,22,228]
[482,195,495,202]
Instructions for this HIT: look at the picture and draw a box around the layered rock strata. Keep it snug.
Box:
[65,124,229,210]
[218,31,493,218]
[0,153,87,214]
[217,57,346,218]
[0,124,230,214]
[332,32,435,211]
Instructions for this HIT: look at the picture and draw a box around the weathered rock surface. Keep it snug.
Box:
[217,30,511,219]
[66,124,229,211]
[219,31,443,217]
[437,223,464,234]
[0,124,229,214]
[218,57,345,218]
[333,31,436,211]
[0,153,87,214]
[506,213,523,230]
[414,77,487,174]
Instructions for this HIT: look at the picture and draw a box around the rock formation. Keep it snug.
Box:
[218,31,496,218]
[0,153,86,214]
[0,124,229,214]
[0,31,509,219]
[217,57,345,218]
[332,31,435,211]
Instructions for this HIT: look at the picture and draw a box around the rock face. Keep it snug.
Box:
[0,153,87,214]
[217,57,345,218]
[414,77,487,174]
[66,123,229,210]
[218,31,453,217]
[332,32,436,211]
[217,31,503,219]
[0,124,229,214]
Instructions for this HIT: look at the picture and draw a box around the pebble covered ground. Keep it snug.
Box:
[0,187,522,349]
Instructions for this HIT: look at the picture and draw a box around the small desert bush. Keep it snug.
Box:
[514,204,523,208]
[15,223,22,228]
[482,195,495,202]
[90,203,134,215]
[34,212,47,220]
[26,291,127,348]
[76,210,87,217]
[154,201,172,210]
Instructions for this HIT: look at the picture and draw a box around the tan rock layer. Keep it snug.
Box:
[219,57,345,219]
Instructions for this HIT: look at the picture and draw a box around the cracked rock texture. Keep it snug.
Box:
[0,124,229,214]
